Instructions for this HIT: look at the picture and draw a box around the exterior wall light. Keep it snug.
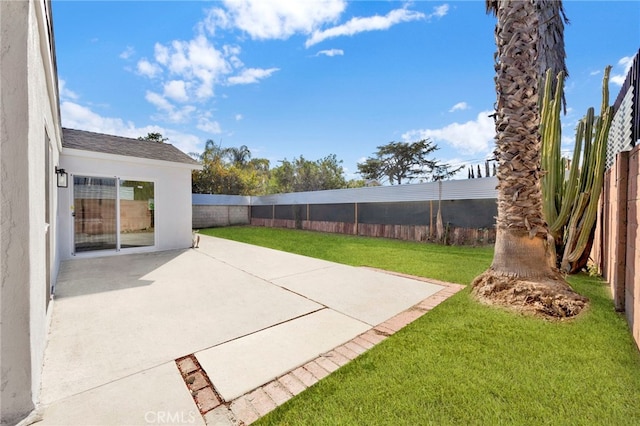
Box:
[55,167,68,188]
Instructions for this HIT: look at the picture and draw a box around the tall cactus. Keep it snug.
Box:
[540,67,613,273]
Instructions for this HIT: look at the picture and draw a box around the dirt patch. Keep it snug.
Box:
[471,270,589,319]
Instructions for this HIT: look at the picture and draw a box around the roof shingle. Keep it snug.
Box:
[62,128,200,166]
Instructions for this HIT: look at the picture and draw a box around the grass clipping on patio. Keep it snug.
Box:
[471,270,589,319]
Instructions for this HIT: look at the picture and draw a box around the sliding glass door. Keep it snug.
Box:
[73,176,155,254]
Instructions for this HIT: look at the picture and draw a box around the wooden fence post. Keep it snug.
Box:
[272,204,275,228]
[354,203,358,235]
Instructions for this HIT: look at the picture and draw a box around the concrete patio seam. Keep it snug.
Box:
[192,245,428,328]
[39,308,335,409]
[38,359,184,407]
[193,246,338,282]
[191,247,341,309]
[189,280,465,425]
[187,306,328,355]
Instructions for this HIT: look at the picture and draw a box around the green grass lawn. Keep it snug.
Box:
[201,226,640,425]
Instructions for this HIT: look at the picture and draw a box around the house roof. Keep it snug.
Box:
[62,128,200,166]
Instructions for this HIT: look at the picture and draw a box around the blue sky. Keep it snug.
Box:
[53,1,639,181]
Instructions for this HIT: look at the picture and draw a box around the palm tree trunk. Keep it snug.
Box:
[472,0,587,318]
[490,0,551,273]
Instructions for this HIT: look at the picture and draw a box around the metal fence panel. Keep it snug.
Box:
[439,199,497,228]
[309,203,355,223]
[355,199,496,228]
[274,204,306,221]
[251,205,272,219]
[358,201,430,226]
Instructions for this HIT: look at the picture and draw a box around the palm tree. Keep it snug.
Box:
[471,0,587,318]
[226,145,251,166]
[190,139,226,164]
[536,0,569,111]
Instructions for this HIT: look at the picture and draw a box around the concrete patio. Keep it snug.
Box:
[33,235,462,425]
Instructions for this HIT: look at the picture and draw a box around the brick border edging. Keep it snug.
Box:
[177,280,465,425]
[175,354,224,415]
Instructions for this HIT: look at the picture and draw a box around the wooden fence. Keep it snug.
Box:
[250,217,496,246]
[592,146,640,351]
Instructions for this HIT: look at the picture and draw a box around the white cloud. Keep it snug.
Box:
[138,36,237,119]
[163,80,189,102]
[61,100,203,155]
[162,130,204,156]
[610,75,626,86]
[137,59,162,78]
[186,36,228,74]
[235,114,243,121]
[402,111,495,155]
[197,116,222,134]
[61,101,134,135]
[316,49,344,57]
[227,67,279,85]
[145,91,195,123]
[119,46,135,59]
[431,4,449,19]
[145,91,173,112]
[154,43,169,65]
[221,0,346,40]
[169,106,197,123]
[223,44,244,68]
[449,102,468,112]
[150,35,232,100]
[135,3,345,133]
[305,8,425,47]
[136,6,294,122]
[611,55,634,86]
[58,79,79,101]
[619,55,634,71]
[199,7,231,36]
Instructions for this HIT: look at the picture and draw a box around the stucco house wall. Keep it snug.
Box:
[58,148,196,258]
[1,1,63,424]
[1,3,199,424]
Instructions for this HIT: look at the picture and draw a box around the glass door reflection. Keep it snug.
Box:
[119,180,154,248]
[73,176,117,252]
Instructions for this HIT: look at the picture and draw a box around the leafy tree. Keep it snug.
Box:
[247,158,270,173]
[191,140,230,194]
[431,161,464,181]
[191,142,349,195]
[138,132,168,143]
[269,154,347,193]
[471,0,587,318]
[316,154,348,190]
[357,140,461,184]
[346,179,368,188]
[269,159,295,193]
[191,140,270,195]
